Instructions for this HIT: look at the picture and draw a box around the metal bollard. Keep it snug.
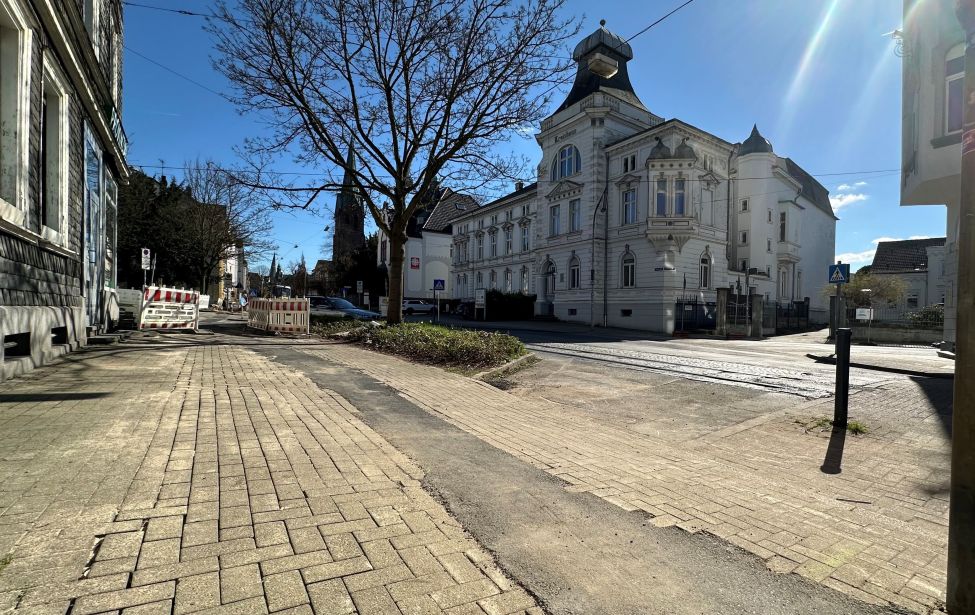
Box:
[834,328,851,429]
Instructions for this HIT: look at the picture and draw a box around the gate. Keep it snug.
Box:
[775,300,810,333]
[675,296,716,332]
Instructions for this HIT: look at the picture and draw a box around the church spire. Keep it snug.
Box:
[341,143,356,190]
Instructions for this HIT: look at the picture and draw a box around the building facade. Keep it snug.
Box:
[870,237,947,317]
[449,23,836,333]
[901,0,964,349]
[0,0,128,380]
[379,187,476,300]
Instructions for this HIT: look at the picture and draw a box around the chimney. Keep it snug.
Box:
[515,181,524,191]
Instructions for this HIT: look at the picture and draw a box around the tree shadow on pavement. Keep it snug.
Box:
[0,392,111,402]
[820,426,846,474]
[910,375,953,438]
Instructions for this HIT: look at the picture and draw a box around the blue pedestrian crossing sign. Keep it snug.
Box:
[433,279,445,291]
[828,263,850,284]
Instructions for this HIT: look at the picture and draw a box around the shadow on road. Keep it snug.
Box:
[910,375,953,438]
[0,392,111,402]
[820,427,847,475]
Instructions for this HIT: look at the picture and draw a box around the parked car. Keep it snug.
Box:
[402,299,436,316]
[310,296,381,320]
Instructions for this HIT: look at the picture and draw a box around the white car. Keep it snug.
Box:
[402,299,436,316]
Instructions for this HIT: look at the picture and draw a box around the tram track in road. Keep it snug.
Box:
[525,341,894,399]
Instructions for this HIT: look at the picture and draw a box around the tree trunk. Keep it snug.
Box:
[386,234,406,324]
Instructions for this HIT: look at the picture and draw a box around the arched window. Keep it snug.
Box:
[504,269,512,292]
[699,253,711,289]
[490,270,497,289]
[569,256,581,289]
[521,266,530,293]
[621,253,635,288]
[551,145,581,181]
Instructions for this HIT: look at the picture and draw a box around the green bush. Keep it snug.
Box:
[310,316,364,337]
[906,303,944,328]
[322,322,525,369]
[485,290,536,320]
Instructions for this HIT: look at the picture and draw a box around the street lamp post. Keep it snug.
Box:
[861,288,873,345]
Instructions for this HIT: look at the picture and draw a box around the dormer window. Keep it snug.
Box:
[552,145,581,180]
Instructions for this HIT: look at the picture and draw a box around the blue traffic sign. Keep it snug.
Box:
[433,279,445,291]
[828,263,850,284]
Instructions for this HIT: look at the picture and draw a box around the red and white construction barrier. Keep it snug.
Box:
[139,286,200,330]
[247,298,309,334]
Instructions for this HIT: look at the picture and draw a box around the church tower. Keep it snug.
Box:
[332,145,366,264]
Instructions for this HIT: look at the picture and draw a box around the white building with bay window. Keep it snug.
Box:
[448,22,836,333]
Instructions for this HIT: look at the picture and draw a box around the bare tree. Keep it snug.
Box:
[209,0,576,322]
[181,159,276,291]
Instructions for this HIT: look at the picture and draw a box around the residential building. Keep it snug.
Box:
[901,0,964,349]
[451,181,536,299]
[870,237,947,316]
[449,22,836,333]
[379,186,476,299]
[0,0,128,380]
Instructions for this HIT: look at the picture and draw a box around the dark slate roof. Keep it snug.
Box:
[781,157,836,219]
[871,238,946,273]
[554,23,647,114]
[480,182,537,210]
[739,124,773,155]
[422,188,479,233]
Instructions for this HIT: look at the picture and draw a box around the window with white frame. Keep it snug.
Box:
[907,293,919,309]
[84,0,100,54]
[767,238,772,252]
[674,179,686,216]
[622,188,637,225]
[767,209,773,223]
[38,55,69,243]
[569,256,580,289]
[0,1,30,225]
[490,270,497,289]
[740,199,748,212]
[521,225,530,251]
[621,253,635,288]
[521,266,529,293]
[505,209,512,221]
[504,228,512,254]
[476,271,483,288]
[655,179,667,216]
[491,214,498,226]
[740,231,748,245]
[478,218,484,229]
[699,255,711,289]
[521,204,529,217]
[504,269,512,292]
[489,232,497,257]
[476,235,483,260]
[946,47,964,135]
[549,204,560,236]
[779,211,787,242]
[551,145,581,180]
[569,198,581,232]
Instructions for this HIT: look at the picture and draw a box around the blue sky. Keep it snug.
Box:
[122,0,946,273]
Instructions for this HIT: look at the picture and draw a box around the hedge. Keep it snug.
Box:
[314,322,525,369]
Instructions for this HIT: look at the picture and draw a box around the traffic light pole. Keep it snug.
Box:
[949,1,975,611]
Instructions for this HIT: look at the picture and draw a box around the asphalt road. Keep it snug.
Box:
[416,316,932,398]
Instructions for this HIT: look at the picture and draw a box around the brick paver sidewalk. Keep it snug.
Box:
[314,344,950,615]
[0,339,539,615]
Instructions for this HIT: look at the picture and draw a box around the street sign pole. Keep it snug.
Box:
[949,2,975,609]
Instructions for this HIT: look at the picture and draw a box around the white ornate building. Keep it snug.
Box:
[450,22,837,333]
